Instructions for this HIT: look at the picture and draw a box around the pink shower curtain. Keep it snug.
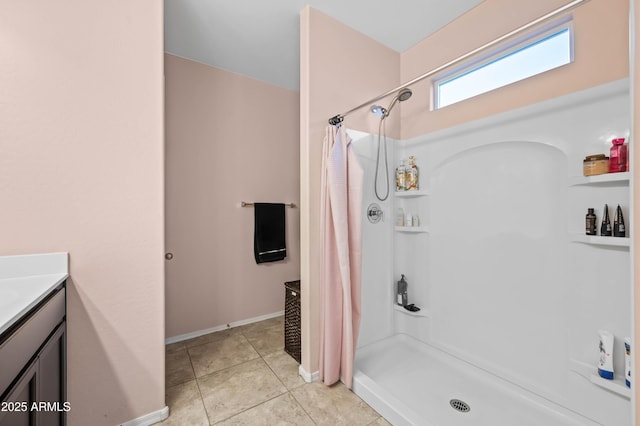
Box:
[319,125,363,389]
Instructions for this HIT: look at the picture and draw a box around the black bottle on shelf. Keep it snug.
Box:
[585,208,597,235]
[614,204,626,237]
[396,274,408,306]
[601,204,612,236]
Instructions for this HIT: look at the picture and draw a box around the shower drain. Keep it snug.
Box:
[449,399,471,413]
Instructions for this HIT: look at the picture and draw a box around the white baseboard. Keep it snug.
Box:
[299,365,320,383]
[165,311,285,344]
[120,406,169,426]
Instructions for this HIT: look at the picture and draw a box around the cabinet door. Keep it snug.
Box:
[38,323,66,426]
[0,360,38,426]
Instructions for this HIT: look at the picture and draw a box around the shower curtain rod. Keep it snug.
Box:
[327,0,588,126]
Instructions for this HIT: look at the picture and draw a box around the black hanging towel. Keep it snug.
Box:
[254,203,287,264]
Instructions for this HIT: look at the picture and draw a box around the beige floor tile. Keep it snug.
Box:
[291,382,380,426]
[184,327,242,349]
[216,393,314,426]
[198,358,287,424]
[164,316,381,426]
[165,341,186,354]
[166,347,195,387]
[239,316,284,335]
[188,333,259,377]
[160,380,208,426]
[369,416,392,425]
[243,323,284,356]
[262,351,305,390]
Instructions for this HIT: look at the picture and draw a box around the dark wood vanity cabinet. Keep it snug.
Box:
[0,284,67,426]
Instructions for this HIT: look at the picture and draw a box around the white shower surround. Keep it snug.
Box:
[349,78,632,426]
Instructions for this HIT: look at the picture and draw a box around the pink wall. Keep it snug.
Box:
[0,1,165,425]
[401,0,629,138]
[164,54,301,338]
[300,6,400,375]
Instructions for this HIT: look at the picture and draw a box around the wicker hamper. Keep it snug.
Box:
[284,280,301,363]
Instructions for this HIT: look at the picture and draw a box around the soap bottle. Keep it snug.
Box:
[396,208,405,227]
[405,212,413,227]
[396,160,406,191]
[614,205,625,237]
[601,204,612,236]
[396,275,408,306]
[585,208,597,235]
[405,155,419,191]
[625,338,632,388]
[609,138,628,173]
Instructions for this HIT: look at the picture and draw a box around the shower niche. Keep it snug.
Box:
[393,186,431,342]
[394,190,429,232]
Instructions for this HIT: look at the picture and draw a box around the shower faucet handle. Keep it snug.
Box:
[367,203,383,224]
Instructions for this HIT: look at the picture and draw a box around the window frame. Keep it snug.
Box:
[432,18,574,110]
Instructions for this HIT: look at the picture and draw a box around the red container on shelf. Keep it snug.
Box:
[609,138,627,173]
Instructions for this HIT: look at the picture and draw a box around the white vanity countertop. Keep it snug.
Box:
[0,253,69,336]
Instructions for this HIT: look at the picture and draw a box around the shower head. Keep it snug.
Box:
[397,88,413,102]
[384,88,413,117]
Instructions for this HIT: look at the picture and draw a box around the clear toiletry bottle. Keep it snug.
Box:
[585,208,596,236]
[396,208,405,227]
[396,160,406,191]
[405,212,413,227]
[405,155,419,191]
[396,274,408,306]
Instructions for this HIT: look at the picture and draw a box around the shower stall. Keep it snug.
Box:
[349,78,632,425]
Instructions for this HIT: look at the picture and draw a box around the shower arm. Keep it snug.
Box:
[327,0,588,126]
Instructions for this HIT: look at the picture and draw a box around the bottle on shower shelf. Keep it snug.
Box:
[609,138,628,173]
[405,212,413,227]
[585,208,597,236]
[405,155,419,191]
[396,159,406,192]
[396,208,405,227]
[396,274,408,306]
[601,204,612,236]
[614,204,625,237]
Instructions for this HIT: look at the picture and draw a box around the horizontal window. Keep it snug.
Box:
[434,21,573,109]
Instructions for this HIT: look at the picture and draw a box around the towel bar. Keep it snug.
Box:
[241,201,296,208]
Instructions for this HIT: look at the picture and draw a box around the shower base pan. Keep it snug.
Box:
[352,334,598,426]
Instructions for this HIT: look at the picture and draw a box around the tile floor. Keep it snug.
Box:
[162,316,390,425]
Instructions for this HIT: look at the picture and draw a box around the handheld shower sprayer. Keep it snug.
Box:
[370,88,413,120]
[372,87,413,202]
[384,88,412,117]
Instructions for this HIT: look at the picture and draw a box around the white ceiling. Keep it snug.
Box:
[164,0,485,91]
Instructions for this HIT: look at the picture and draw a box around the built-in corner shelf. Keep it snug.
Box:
[569,359,631,399]
[393,304,430,318]
[569,172,630,186]
[570,234,630,247]
[395,190,429,198]
[590,374,631,399]
[395,226,429,233]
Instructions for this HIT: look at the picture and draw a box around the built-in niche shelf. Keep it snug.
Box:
[393,304,430,318]
[569,359,630,399]
[395,226,429,233]
[395,190,429,198]
[569,172,630,186]
[570,234,630,247]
